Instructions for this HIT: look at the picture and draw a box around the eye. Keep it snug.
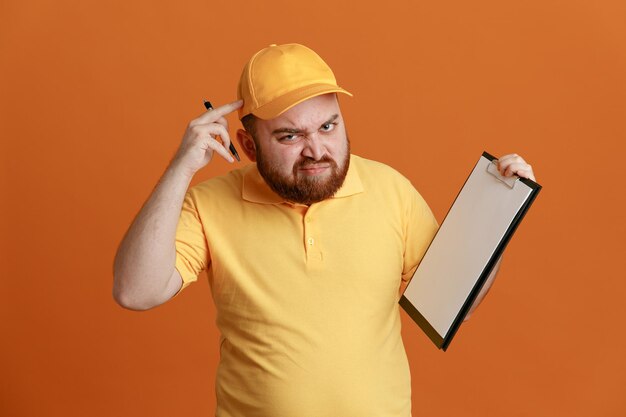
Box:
[278,134,300,142]
[320,122,336,132]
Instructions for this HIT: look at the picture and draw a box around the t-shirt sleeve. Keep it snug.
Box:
[174,190,210,294]
[401,187,439,283]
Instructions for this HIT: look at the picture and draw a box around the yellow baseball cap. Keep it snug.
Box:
[237,43,353,120]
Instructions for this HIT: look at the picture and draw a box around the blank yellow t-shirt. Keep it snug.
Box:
[175,154,438,417]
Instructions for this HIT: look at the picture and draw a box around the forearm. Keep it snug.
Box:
[113,163,192,309]
[464,256,502,320]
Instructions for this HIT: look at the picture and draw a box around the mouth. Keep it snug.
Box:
[298,164,331,175]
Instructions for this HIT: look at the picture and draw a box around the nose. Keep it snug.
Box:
[301,134,327,161]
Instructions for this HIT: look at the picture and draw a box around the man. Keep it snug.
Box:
[113,43,535,416]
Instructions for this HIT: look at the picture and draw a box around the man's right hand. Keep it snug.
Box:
[170,99,243,178]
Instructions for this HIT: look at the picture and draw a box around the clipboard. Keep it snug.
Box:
[399,151,542,351]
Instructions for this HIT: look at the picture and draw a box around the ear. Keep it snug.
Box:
[236,129,257,162]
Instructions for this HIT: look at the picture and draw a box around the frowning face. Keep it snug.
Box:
[240,94,350,205]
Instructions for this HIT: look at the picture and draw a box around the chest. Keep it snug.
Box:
[202,195,407,317]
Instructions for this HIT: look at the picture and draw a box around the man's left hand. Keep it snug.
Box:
[496,154,536,181]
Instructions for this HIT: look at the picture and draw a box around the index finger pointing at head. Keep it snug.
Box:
[197,99,244,123]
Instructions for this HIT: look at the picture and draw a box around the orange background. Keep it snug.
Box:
[1,0,625,416]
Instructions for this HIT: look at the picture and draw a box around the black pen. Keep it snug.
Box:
[203,100,241,162]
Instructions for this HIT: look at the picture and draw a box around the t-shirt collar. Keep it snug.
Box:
[242,154,364,205]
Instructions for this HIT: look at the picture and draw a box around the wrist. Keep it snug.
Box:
[166,160,195,183]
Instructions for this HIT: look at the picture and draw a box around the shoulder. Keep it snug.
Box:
[351,154,416,192]
[186,165,248,205]
[351,154,433,215]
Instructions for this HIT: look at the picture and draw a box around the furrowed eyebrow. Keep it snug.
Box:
[272,127,304,135]
[321,114,339,127]
[271,114,340,135]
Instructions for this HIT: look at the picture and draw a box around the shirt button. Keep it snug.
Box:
[307,238,315,246]
[306,218,312,223]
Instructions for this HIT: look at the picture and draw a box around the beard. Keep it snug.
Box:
[256,140,351,206]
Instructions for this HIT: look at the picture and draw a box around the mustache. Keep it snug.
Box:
[295,155,337,169]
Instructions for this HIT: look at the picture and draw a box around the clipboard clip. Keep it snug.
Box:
[486,160,518,189]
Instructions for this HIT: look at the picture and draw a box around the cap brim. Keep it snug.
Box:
[250,84,353,120]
